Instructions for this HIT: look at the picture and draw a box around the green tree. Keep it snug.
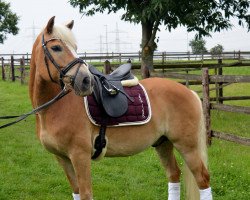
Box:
[210,44,224,58]
[0,0,19,44]
[69,0,250,78]
[189,38,207,54]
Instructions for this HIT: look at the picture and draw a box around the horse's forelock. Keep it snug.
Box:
[52,24,77,50]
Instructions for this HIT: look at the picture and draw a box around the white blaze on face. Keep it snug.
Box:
[66,43,78,57]
[52,23,93,94]
[53,24,78,57]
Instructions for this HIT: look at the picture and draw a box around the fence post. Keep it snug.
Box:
[202,68,212,145]
[1,57,6,81]
[217,59,223,104]
[238,50,241,61]
[214,62,218,102]
[185,67,189,88]
[20,56,25,84]
[138,51,141,61]
[26,53,29,65]
[104,60,111,74]
[112,52,114,62]
[162,52,165,65]
[187,51,190,61]
[11,55,15,82]
[119,53,122,64]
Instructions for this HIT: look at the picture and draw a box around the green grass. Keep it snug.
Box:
[0,67,249,200]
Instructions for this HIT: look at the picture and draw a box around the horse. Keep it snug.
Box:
[29,16,213,200]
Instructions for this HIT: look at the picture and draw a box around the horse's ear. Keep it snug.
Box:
[46,16,55,34]
[66,20,74,30]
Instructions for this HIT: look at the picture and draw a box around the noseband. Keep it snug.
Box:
[42,34,86,88]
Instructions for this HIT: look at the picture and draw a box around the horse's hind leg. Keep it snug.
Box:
[174,138,212,200]
[180,148,211,200]
[155,140,181,200]
[56,156,80,200]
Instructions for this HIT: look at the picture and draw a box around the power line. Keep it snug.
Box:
[109,23,131,53]
[26,21,40,43]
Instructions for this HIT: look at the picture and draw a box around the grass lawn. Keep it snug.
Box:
[0,66,249,199]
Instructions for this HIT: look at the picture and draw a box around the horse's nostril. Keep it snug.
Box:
[82,76,90,85]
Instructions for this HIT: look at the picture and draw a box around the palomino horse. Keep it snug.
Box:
[29,16,213,200]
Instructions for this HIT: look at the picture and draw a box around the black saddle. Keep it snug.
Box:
[88,63,134,118]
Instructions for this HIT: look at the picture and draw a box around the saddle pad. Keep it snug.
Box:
[84,84,151,126]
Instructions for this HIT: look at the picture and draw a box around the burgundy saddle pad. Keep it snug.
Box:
[84,84,151,126]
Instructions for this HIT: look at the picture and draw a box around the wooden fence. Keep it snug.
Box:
[1,50,250,65]
[1,56,27,84]
[146,59,250,146]
[201,67,250,146]
[1,53,249,146]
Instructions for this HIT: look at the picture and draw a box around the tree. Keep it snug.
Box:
[69,0,250,78]
[189,38,207,54]
[0,0,19,44]
[210,44,224,58]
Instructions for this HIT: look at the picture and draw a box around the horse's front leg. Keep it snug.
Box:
[69,143,93,200]
[56,156,80,199]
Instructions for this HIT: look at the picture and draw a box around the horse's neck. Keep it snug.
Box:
[32,76,61,108]
[29,62,86,119]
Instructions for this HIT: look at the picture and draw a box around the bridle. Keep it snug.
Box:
[42,34,86,89]
[0,34,88,129]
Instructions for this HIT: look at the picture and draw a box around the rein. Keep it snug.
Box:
[0,88,70,129]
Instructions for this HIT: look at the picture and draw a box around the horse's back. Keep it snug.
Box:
[140,77,200,109]
[140,77,202,141]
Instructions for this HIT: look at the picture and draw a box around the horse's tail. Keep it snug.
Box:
[184,91,208,200]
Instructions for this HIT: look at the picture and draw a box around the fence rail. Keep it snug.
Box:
[211,131,250,146]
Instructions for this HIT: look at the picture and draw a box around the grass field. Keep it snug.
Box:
[0,66,249,199]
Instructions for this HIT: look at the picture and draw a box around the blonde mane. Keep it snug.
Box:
[52,24,77,51]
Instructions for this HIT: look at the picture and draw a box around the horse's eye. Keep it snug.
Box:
[51,45,62,52]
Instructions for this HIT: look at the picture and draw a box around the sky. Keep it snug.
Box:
[0,0,250,54]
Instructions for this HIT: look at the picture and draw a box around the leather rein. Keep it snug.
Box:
[0,88,69,129]
[0,34,85,129]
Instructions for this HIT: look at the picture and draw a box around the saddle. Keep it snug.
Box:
[88,63,135,118]
[88,63,140,160]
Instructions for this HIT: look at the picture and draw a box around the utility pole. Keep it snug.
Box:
[99,35,103,54]
[115,23,120,53]
[109,23,131,53]
[26,21,40,43]
[104,25,109,56]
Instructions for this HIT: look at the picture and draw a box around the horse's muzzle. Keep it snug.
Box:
[73,70,94,97]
